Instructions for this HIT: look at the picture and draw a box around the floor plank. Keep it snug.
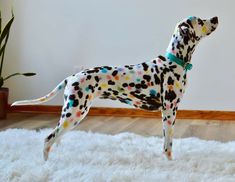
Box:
[1,113,235,142]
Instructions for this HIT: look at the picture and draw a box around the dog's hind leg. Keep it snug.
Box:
[43,105,91,161]
[161,108,177,160]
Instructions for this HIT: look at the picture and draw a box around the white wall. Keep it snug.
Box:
[1,0,234,111]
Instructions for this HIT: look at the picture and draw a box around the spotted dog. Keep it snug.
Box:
[12,16,218,161]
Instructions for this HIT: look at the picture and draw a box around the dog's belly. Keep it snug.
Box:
[100,93,162,111]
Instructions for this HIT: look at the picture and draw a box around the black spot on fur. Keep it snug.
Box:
[86,67,100,74]
[167,76,174,85]
[165,90,177,102]
[187,19,194,28]
[158,55,166,61]
[198,19,204,26]
[122,83,128,87]
[154,74,161,85]
[94,76,100,82]
[112,90,119,95]
[86,75,92,80]
[72,99,79,107]
[142,63,149,71]
[101,91,111,98]
[174,73,180,80]
[84,100,88,108]
[141,84,148,89]
[108,80,115,85]
[135,84,142,89]
[66,113,72,118]
[69,94,76,100]
[112,70,118,77]
[88,85,95,93]
[143,75,151,82]
[103,66,112,70]
[72,82,79,86]
[77,91,83,99]
[74,86,79,91]
[47,133,55,141]
[129,82,135,87]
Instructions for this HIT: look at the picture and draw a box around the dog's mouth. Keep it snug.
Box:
[211,16,218,25]
[209,16,219,32]
[200,16,219,37]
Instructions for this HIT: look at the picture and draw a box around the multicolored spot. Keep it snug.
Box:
[101,68,108,73]
[63,121,69,128]
[202,25,207,33]
[80,78,85,83]
[117,87,124,92]
[175,82,181,89]
[117,67,124,72]
[69,100,74,107]
[85,87,90,92]
[124,100,132,105]
[130,70,135,74]
[125,76,130,81]
[137,71,143,76]
[106,75,112,80]
[114,75,120,80]
[101,83,108,89]
[150,89,157,96]
[76,111,81,117]
[58,85,63,90]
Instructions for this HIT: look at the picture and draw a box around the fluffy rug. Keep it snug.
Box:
[1,129,235,182]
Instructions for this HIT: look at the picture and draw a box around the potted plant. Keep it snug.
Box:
[0,10,36,119]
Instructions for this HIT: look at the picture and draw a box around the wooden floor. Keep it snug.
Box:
[1,113,235,142]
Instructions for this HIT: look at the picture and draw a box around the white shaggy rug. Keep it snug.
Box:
[1,129,235,182]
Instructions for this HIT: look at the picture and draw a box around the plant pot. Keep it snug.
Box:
[0,87,9,119]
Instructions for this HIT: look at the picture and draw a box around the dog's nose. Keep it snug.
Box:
[211,16,218,24]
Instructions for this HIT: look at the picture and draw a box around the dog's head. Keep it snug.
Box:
[176,16,218,41]
[167,16,218,62]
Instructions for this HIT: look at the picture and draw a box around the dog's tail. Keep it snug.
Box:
[11,79,67,106]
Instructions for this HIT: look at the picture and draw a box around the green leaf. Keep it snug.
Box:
[3,73,20,81]
[22,72,36,76]
[0,11,2,35]
[0,76,3,88]
[0,32,9,76]
[3,72,36,81]
[11,8,14,18]
[0,15,14,45]
[0,43,6,56]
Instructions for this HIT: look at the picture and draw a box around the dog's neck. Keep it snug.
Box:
[166,33,198,71]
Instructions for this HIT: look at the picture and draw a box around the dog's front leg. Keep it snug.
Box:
[161,108,177,160]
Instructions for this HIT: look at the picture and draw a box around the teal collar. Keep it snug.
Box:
[165,52,193,71]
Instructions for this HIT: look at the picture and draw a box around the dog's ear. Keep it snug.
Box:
[178,23,192,38]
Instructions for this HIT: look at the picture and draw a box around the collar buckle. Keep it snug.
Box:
[183,62,193,71]
[166,52,193,71]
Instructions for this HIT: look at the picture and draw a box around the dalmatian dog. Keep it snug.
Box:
[12,16,218,161]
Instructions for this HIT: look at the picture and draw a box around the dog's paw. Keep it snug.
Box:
[43,146,50,161]
[164,151,173,160]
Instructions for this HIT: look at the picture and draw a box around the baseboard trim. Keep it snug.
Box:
[8,105,235,120]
